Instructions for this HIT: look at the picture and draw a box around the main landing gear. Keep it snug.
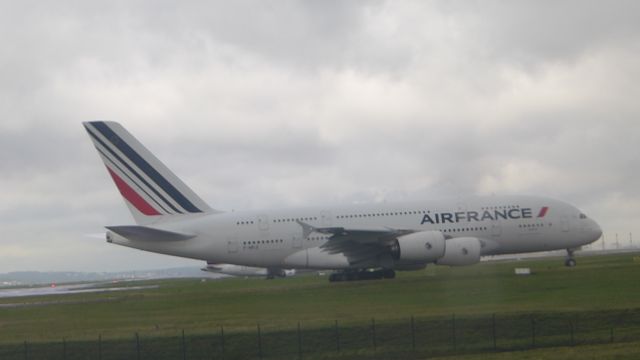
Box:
[564,248,577,267]
[329,269,396,282]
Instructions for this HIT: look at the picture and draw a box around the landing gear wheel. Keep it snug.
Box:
[383,269,396,279]
[565,248,577,267]
[565,258,576,267]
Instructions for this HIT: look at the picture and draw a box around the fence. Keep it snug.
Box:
[1,308,639,360]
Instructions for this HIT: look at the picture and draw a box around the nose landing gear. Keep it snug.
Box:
[565,248,577,267]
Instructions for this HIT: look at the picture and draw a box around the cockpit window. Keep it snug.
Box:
[579,213,587,219]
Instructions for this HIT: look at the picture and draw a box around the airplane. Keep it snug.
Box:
[83,121,603,282]
[201,263,296,278]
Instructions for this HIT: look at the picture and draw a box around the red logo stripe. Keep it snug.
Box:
[107,167,161,216]
[537,206,549,218]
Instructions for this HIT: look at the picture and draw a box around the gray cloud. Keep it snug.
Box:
[1,1,639,272]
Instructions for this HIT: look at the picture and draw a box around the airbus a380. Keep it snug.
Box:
[84,121,602,282]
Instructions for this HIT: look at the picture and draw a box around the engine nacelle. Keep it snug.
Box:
[436,237,481,266]
[391,231,446,263]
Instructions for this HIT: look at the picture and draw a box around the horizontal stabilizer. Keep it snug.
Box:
[106,225,195,242]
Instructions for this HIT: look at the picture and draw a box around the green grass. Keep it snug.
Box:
[0,252,639,359]
[433,340,640,360]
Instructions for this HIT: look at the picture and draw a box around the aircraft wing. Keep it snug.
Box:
[297,221,413,265]
[297,221,412,244]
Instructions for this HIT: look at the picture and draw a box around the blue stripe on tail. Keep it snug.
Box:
[90,121,203,213]
[85,125,182,214]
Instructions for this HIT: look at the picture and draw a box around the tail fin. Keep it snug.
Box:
[83,121,218,224]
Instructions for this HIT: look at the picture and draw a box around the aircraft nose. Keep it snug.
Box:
[591,220,603,242]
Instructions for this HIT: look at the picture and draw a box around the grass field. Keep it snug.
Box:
[432,340,640,360]
[0,252,639,359]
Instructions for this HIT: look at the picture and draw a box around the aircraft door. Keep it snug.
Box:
[321,211,332,226]
[491,221,502,237]
[257,214,270,231]
[291,234,303,249]
[560,216,570,232]
[227,238,239,253]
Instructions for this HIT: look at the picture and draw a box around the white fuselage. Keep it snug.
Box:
[107,195,602,270]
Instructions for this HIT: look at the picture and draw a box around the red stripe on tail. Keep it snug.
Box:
[537,206,549,218]
[107,167,161,216]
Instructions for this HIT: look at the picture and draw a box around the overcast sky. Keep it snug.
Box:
[1,1,639,272]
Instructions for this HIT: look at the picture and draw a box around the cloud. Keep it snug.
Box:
[0,1,639,271]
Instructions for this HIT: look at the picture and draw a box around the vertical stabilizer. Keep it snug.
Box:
[83,121,218,224]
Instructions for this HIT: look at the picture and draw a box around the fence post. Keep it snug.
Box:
[257,324,262,359]
[335,320,340,352]
[135,332,141,360]
[452,314,457,351]
[411,316,416,350]
[297,322,302,360]
[23,341,27,360]
[569,320,574,346]
[182,329,187,360]
[220,326,225,359]
[63,337,67,360]
[371,318,377,351]
[610,327,615,343]
[492,313,497,350]
[530,316,535,348]
[98,334,102,360]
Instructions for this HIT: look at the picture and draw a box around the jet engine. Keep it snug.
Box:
[436,237,481,266]
[390,231,446,263]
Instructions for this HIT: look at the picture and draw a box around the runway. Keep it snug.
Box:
[0,282,158,306]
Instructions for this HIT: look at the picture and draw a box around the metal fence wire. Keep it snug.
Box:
[2,308,639,360]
